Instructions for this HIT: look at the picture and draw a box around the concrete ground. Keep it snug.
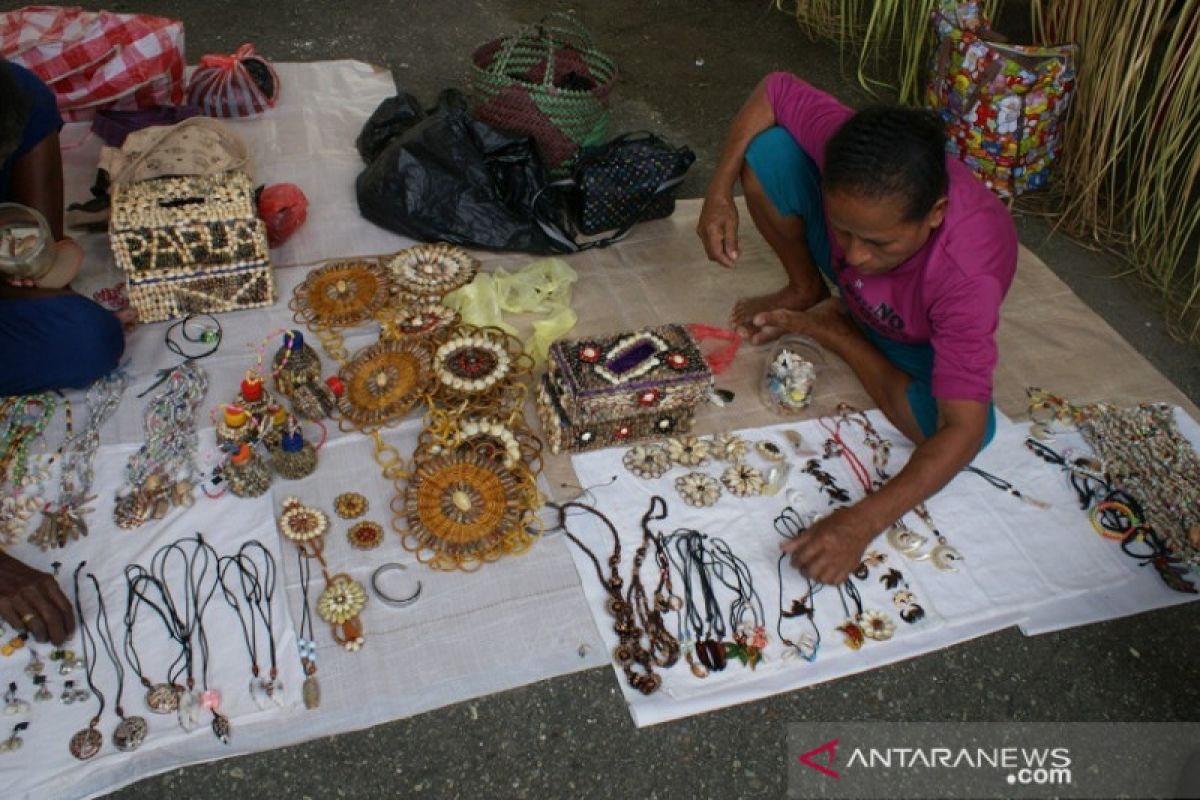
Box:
[34,0,1200,796]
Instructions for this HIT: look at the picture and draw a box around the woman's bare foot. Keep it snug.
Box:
[115,305,138,335]
[730,283,824,338]
[749,296,856,346]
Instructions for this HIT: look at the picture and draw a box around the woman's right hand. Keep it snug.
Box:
[696,193,740,269]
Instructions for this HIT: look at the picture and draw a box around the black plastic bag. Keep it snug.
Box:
[355,90,574,254]
[355,91,425,164]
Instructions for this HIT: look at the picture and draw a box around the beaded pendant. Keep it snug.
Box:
[334,492,369,520]
[422,411,534,472]
[347,521,384,550]
[379,299,459,341]
[431,326,531,409]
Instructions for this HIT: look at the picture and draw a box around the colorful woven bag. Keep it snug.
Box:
[467,13,616,175]
[926,0,1076,197]
[186,43,280,118]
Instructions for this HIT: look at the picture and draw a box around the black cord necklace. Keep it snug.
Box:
[139,314,224,398]
[124,566,188,714]
[774,506,822,662]
[667,529,728,674]
[219,541,283,709]
[149,534,226,742]
[84,569,149,752]
[707,536,767,668]
[69,563,105,761]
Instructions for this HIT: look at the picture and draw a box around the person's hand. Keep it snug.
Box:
[780,506,876,585]
[3,274,36,288]
[0,551,75,645]
[697,193,740,268]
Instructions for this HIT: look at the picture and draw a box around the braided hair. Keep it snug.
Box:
[823,105,948,221]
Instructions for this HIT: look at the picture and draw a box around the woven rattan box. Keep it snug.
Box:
[109,170,275,323]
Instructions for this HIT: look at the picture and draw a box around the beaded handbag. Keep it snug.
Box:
[109,170,275,323]
[562,132,694,236]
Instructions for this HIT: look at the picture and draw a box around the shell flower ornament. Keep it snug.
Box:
[318,573,367,651]
[666,435,710,467]
[278,497,328,543]
[860,609,896,641]
[622,444,671,480]
[710,433,748,463]
[675,471,721,508]
[721,463,765,498]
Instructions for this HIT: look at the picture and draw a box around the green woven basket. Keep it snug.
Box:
[467,13,617,175]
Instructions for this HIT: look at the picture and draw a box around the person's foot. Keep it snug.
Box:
[115,305,138,335]
[730,284,823,339]
[749,296,855,346]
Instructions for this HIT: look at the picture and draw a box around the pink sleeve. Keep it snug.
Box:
[765,72,853,170]
[927,212,1018,403]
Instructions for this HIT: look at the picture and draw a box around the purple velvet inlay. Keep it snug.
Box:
[606,339,658,375]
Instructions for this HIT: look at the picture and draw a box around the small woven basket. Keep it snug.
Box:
[467,12,616,175]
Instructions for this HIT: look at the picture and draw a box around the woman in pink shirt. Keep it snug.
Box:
[698,72,1017,585]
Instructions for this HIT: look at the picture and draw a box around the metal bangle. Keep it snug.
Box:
[370,563,421,608]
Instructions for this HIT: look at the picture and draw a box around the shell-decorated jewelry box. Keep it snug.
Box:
[109,170,275,323]
[545,324,713,424]
[537,324,712,453]
[536,373,696,454]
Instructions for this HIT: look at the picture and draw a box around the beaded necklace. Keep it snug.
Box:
[0,393,57,487]
[551,499,666,695]
[114,362,208,529]
[624,497,680,670]
[0,394,58,545]
[31,372,126,549]
[1078,402,1200,567]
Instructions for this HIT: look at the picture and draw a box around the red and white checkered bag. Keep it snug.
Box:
[0,5,185,122]
[186,43,279,118]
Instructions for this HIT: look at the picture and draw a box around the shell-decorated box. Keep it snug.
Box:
[536,374,694,454]
[546,324,712,423]
[109,169,274,322]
